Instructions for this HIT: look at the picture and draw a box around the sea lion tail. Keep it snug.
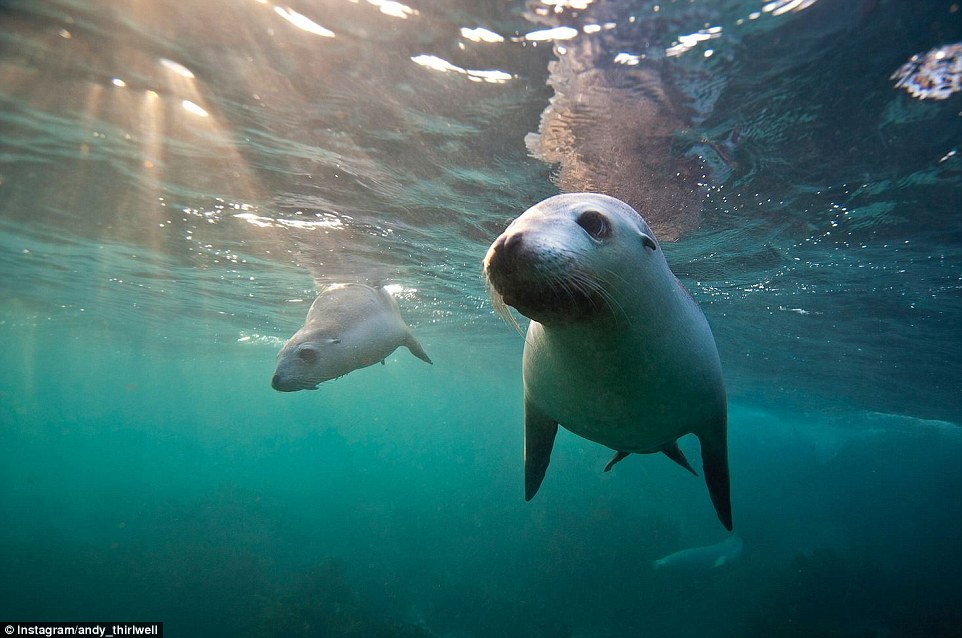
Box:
[405,333,433,365]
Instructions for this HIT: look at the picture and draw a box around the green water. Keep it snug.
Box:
[3,328,960,636]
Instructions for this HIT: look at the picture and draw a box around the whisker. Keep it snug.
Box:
[569,268,631,324]
[485,272,525,336]
[591,268,634,324]
[484,244,632,329]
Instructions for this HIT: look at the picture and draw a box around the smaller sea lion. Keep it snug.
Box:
[652,536,743,571]
[271,284,432,391]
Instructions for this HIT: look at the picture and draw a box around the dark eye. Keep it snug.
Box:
[297,347,318,363]
[576,210,611,240]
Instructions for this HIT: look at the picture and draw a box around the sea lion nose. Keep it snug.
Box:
[502,231,523,256]
[490,232,523,267]
[485,231,527,287]
[271,373,283,390]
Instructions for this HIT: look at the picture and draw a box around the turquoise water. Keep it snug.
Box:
[2,0,961,636]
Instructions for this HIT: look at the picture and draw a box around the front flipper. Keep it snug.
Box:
[603,451,630,472]
[662,440,698,476]
[697,423,733,531]
[524,397,558,501]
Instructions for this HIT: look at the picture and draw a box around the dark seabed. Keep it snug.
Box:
[1,0,961,636]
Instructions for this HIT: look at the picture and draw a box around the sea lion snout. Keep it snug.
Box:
[484,230,527,286]
[484,221,611,324]
[500,230,525,256]
[271,372,291,392]
[486,229,527,266]
[271,367,318,392]
[484,228,559,312]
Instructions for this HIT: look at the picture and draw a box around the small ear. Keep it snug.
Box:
[641,233,657,251]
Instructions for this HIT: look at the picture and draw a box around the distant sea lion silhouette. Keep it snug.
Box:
[483,193,731,530]
[652,535,743,571]
[271,284,432,391]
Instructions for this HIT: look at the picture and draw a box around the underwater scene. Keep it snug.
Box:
[1,0,961,636]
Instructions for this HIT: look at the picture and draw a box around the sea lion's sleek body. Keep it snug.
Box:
[483,193,731,529]
[272,284,431,391]
[652,536,743,571]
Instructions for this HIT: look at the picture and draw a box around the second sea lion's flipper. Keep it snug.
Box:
[404,333,433,365]
[603,450,630,472]
[524,398,558,501]
[662,440,698,476]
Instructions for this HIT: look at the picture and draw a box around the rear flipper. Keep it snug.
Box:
[697,426,733,531]
[604,441,698,475]
[662,440,698,476]
[603,450,629,472]
[405,333,433,365]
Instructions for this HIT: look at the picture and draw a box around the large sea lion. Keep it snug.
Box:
[483,193,731,530]
[272,284,432,391]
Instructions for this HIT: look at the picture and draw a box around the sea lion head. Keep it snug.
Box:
[271,330,345,391]
[483,193,661,325]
